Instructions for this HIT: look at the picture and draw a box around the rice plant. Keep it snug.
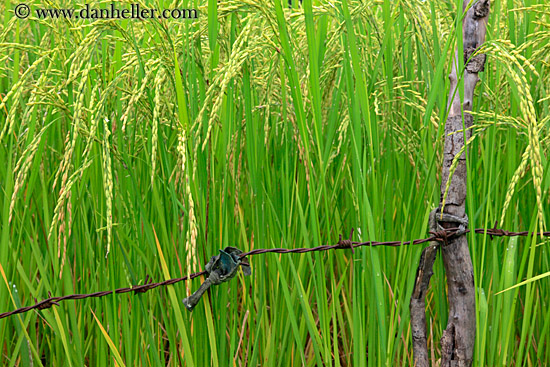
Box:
[0,0,548,365]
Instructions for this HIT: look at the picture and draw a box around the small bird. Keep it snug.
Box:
[182,247,251,311]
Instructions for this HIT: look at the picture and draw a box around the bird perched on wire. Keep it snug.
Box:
[182,247,251,311]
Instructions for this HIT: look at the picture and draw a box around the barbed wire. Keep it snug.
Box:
[1,226,548,320]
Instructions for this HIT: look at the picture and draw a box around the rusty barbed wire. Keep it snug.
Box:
[0,271,206,319]
[0,226,549,320]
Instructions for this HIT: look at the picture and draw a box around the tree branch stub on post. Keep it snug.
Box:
[410,1,490,366]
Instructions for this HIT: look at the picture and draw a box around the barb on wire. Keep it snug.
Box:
[1,227,549,320]
[336,228,355,254]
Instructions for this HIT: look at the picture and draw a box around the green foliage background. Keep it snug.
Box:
[1,0,549,365]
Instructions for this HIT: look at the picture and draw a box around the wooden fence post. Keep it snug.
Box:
[411,1,490,366]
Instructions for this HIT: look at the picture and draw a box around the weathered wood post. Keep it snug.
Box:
[410,1,490,366]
